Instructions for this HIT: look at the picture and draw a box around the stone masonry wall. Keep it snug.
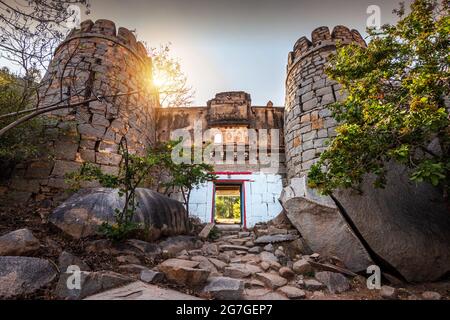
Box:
[4,19,157,202]
[284,26,366,181]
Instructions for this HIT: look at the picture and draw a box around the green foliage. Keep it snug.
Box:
[66,138,216,241]
[309,0,450,197]
[66,139,176,241]
[215,196,241,220]
[208,225,221,241]
[0,68,45,177]
[163,140,216,215]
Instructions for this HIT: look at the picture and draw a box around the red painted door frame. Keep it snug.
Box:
[211,179,248,230]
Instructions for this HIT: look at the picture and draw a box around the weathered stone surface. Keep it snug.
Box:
[58,251,91,272]
[315,271,350,294]
[158,259,210,287]
[0,228,40,256]
[279,267,295,280]
[248,246,262,254]
[255,273,288,290]
[191,256,220,275]
[0,257,57,298]
[208,257,227,271]
[224,264,262,278]
[202,277,244,300]
[49,188,188,239]
[277,286,306,299]
[160,236,200,257]
[308,260,357,277]
[303,279,326,290]
[140,269,164,284]
[293,258,313,275]
[118,264,149,274]
[280,176,373,273]
[85,281,202,300]
[219,245,249,252]
[116,255,141,265]
[255,234,298,244]
[421,291,441,300]
[260,251,279,263]
[199,223,215,239]
[380,285,397,300]
[333,162,450,282]
[242,288,289,300]
[56,271,133,300]
[126,239,162,256]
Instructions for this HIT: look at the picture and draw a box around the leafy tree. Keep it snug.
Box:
[66,138,175,241]
[309,0,449,200]
[166,161,216,216]
[0,67,45,178]
[149,43,195,107]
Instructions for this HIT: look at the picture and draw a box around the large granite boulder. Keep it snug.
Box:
[280,177,373,273]
[0,256,57,298]
[49,188,189,240]
[333,162,450,282]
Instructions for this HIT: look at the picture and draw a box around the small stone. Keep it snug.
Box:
[0,228,40,256]
[140,269,164,284]
[116,255,140,265]
[208,257,227,271]
[248,246,262,254]
[269,261,282,271]
[199,223,215,239]
[421,291,441,300]
[260,261,270,271]
[219,245,249,252]
[310,253,320,259]
[58,251,90,272]
[263,244,274,252]
[255,272,288,290]
[380,285,398,300]
[224,264,262,278]
[118,264,149,274]
[315,271,350,294]
[303,279,326,290]
[244,279,265,289]
[238,232,251,238]
[277,286,306,300]
[260,251,278,263]
[158,258,210,287]
[274,249,285,257]
[255,234,298,244]
[279,267,296,280]
[293,259,313,274]
[202,277,244,300]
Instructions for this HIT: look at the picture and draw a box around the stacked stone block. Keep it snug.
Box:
[284,26,366,180]
[6,19,157,201]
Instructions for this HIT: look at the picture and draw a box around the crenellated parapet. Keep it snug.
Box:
[284,26,366,180]
[6,19,158,200]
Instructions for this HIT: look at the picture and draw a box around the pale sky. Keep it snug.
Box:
[1,0,409,106]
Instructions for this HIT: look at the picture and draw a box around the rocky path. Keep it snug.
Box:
[0,205,448,300]
[83,218,449,300]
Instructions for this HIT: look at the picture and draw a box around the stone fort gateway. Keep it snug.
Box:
[4,19,450,283]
